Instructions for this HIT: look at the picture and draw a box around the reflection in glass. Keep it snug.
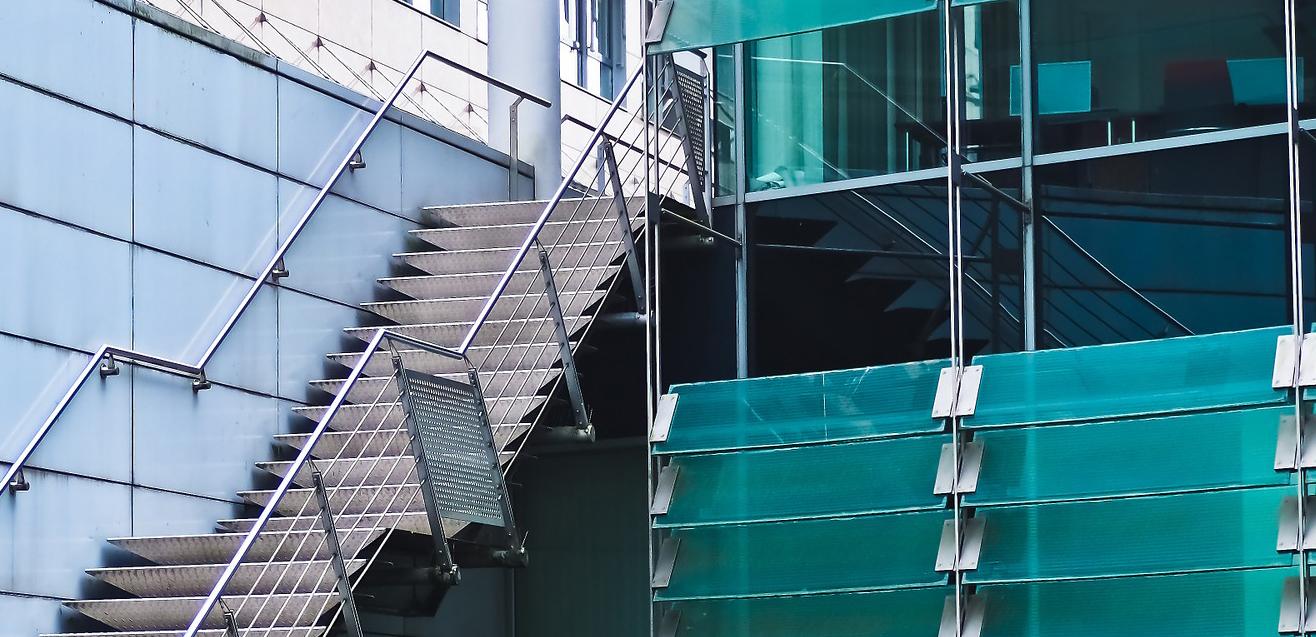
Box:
[1032,0,1288,153]
[741,2,1020,191]
[712,45,737,197]
[747,172,1023,375]
[1036,136,1290,347]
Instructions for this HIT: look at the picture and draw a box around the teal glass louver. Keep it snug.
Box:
[657,510,948,601]
[967,406,1291,506]
[977,568,1294,637]
[667,587,948,636]
[967,326,1288,428]
[658,434,948,528]
[967,487,1293,583]
[657,359,947,454]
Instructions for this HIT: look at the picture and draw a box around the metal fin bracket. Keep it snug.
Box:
[934,441,983,496]
[651,394,679,443]
[651,464,680,515]
[1273,333,1316,389]
[936,517,985,572]
[932,365,983,419]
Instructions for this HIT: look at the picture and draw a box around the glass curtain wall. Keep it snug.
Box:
[719,0,1313,365]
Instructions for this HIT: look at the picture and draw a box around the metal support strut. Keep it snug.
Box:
[602,137,647,312]
[311,465,365,637]
[537,243,595,442]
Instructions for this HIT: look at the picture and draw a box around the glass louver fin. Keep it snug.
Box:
[658,360,947,455]
[966,487,1292,583]
[967,406,1291,506]
[976,567,1294,637]
[967,326,1288,429]
[657,510,948,601]
[658,435,948,528]
[664,587,948,636]
[650,0,936,54]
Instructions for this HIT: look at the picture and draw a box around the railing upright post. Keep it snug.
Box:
[509,96,525,201]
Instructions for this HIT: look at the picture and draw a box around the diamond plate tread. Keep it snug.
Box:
[108,530,380,566]
[217,511,431,536]
[64,593,336,631]
[327,341,571,375]
[412,216,641,251]
[240,484,426,518]
[395,241,624,277]
[344,316,589,348]
[362,289,606,325]
[308,368,559,403]
[88,559,365,597]
[291,395,546,431]
[424,198,625,227]
[257,456,420,488]
[275,427,529,459]
[380,266,616,300]
[41,630,327,637]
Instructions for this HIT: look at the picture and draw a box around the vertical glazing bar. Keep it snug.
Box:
[1018,0,1037,351]
[1285,0,1309,631]
[733,42,750,379]
[943,1,967,635]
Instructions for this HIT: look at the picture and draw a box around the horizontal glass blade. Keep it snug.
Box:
[967,486,1293,584]
[967,406,1291,506]
[967,326,1288,428]
[658,510,948,601]
[659,434,948,527]
[659,359,947,454]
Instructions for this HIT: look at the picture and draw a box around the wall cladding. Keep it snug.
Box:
[0,1,531,633]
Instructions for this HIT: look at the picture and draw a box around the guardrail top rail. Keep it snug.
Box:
[0,49,549,498]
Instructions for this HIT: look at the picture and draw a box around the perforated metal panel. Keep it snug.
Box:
[396,369,508,528]
[673,66,708,174]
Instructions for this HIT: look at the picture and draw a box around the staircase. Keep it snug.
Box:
[17,46,711,637]
[40,196,642,637]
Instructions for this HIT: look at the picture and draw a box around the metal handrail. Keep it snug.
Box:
[457,64,645,354]
[182,328,467,637]
[0,50,549,498]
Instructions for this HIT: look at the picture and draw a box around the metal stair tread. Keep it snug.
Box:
[217,511,430,535]
[361,289,607,324]
[307,368,561,402]
[343,316,589,347]
[423,198,620,226]
[411,216,642,251]
[291,395,546,431]
[325,342,573,375]
[380,266,616,300]
[87,559,365,596]
[273,428,528,459]
[108,530,381,566]
[41,629,327,637]
[395,241,625,276]
[63,593,337,631]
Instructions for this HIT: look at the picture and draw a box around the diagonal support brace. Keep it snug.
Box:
[311,466,365,637]
[601,138,647,313]
[537,244,594,438]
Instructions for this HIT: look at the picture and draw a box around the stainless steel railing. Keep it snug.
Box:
[0,49,549,498]
[181,54,707,636]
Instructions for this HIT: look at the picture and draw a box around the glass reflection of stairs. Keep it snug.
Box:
[651,325,1297,636]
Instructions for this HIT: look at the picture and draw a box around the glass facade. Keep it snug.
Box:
[656,2,1316,635]
[704,0,1315,369]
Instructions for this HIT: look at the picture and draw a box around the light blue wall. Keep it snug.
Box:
[0,1,532,634]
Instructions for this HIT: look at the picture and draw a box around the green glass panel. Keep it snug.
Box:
[967,407,1291,506]
[659,360,947,455]
[658,511,947,601]
[659,435,948,528]
[669,587,948,636]
[968,326,1288,429]
[651,0,936,54]
[978,568,1294,637]
[967,487,1293,583]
